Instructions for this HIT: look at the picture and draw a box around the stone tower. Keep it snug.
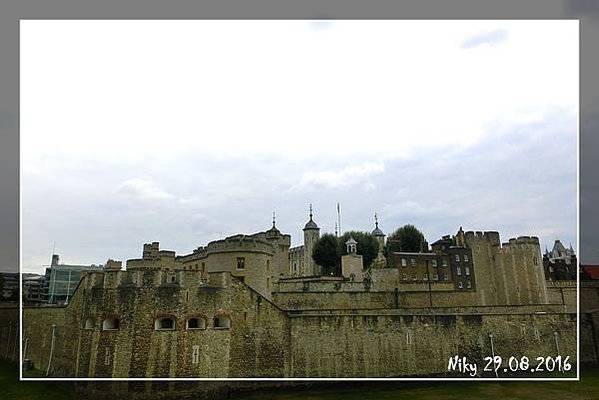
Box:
[303,204,320,276]
[371,213,386,267]
[342,236,364,281]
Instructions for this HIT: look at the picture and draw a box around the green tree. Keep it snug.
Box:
[312,233,341,275]
[387,224,426,253]
[338,231,379,269]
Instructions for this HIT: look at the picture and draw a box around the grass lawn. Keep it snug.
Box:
[0,361,76,400]
[242,366,599,400]
[1,360,598,400]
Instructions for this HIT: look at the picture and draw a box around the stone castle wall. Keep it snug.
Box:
[463,232,546,306]
[21,228,584,379]
[23,270,290,378]
[23,267,579,378]
[287,309,576,377]
[176,235,285,299]
[546,281,577,312]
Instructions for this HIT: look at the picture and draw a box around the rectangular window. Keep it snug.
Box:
[236,257,245,269]
[465,266,470,276]
[433,273,438,281]
[412,273,417,281]
[402,273,407,281]
[410,258,416,267]
[401,259,407,267]
[442,259,448,267]
[104,347,110,366]
[423,273,428,281]
[464,255,469,262]
[457,266,462,276]
[458,281,463,289]
[192,345,200,364]
[467,280,472,289]
[432,259,437,267]
[455,254,460,262]
[444,274,449,281]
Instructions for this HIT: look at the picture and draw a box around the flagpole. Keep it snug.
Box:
[337,202,341,235]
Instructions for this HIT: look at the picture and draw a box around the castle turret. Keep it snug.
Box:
[342,236,363,281]
[266,211,281,238]
[346,236,357,254]
[104,259,123,272]
[371,213,386,267]
[303,204,320,276]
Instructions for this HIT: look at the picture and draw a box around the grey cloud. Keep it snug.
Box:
[354,107,576,255]
[307,20,335,32]
[461,29,508,49]
[21,107,578,272]
[117,178,175,201]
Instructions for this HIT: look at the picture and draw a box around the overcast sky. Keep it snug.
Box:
[19,20,578,274]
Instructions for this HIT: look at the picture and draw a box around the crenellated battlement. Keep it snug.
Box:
[463,230,500,246]
[104,259,122,271]
[205,235,275,255]
[80,268,230,291]
[462,230,539,249]
[23,218,576,380]
[502,236,541,247]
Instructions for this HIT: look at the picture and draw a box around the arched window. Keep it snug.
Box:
[155,317,175,330]
[102,318,119,331]
[84,317,94,330]
[186,317,206,330]
[214,316,231,329]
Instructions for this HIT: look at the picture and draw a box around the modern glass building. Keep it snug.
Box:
[43,254,104,304]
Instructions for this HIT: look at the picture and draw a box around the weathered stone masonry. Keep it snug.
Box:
[23,268,577,378]
[22,225,579,377]
[24,270,290,378]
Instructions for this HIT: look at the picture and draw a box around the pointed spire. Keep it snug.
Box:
[267,210,280,234]
[372,212,385,237]
[303,203,319,230]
